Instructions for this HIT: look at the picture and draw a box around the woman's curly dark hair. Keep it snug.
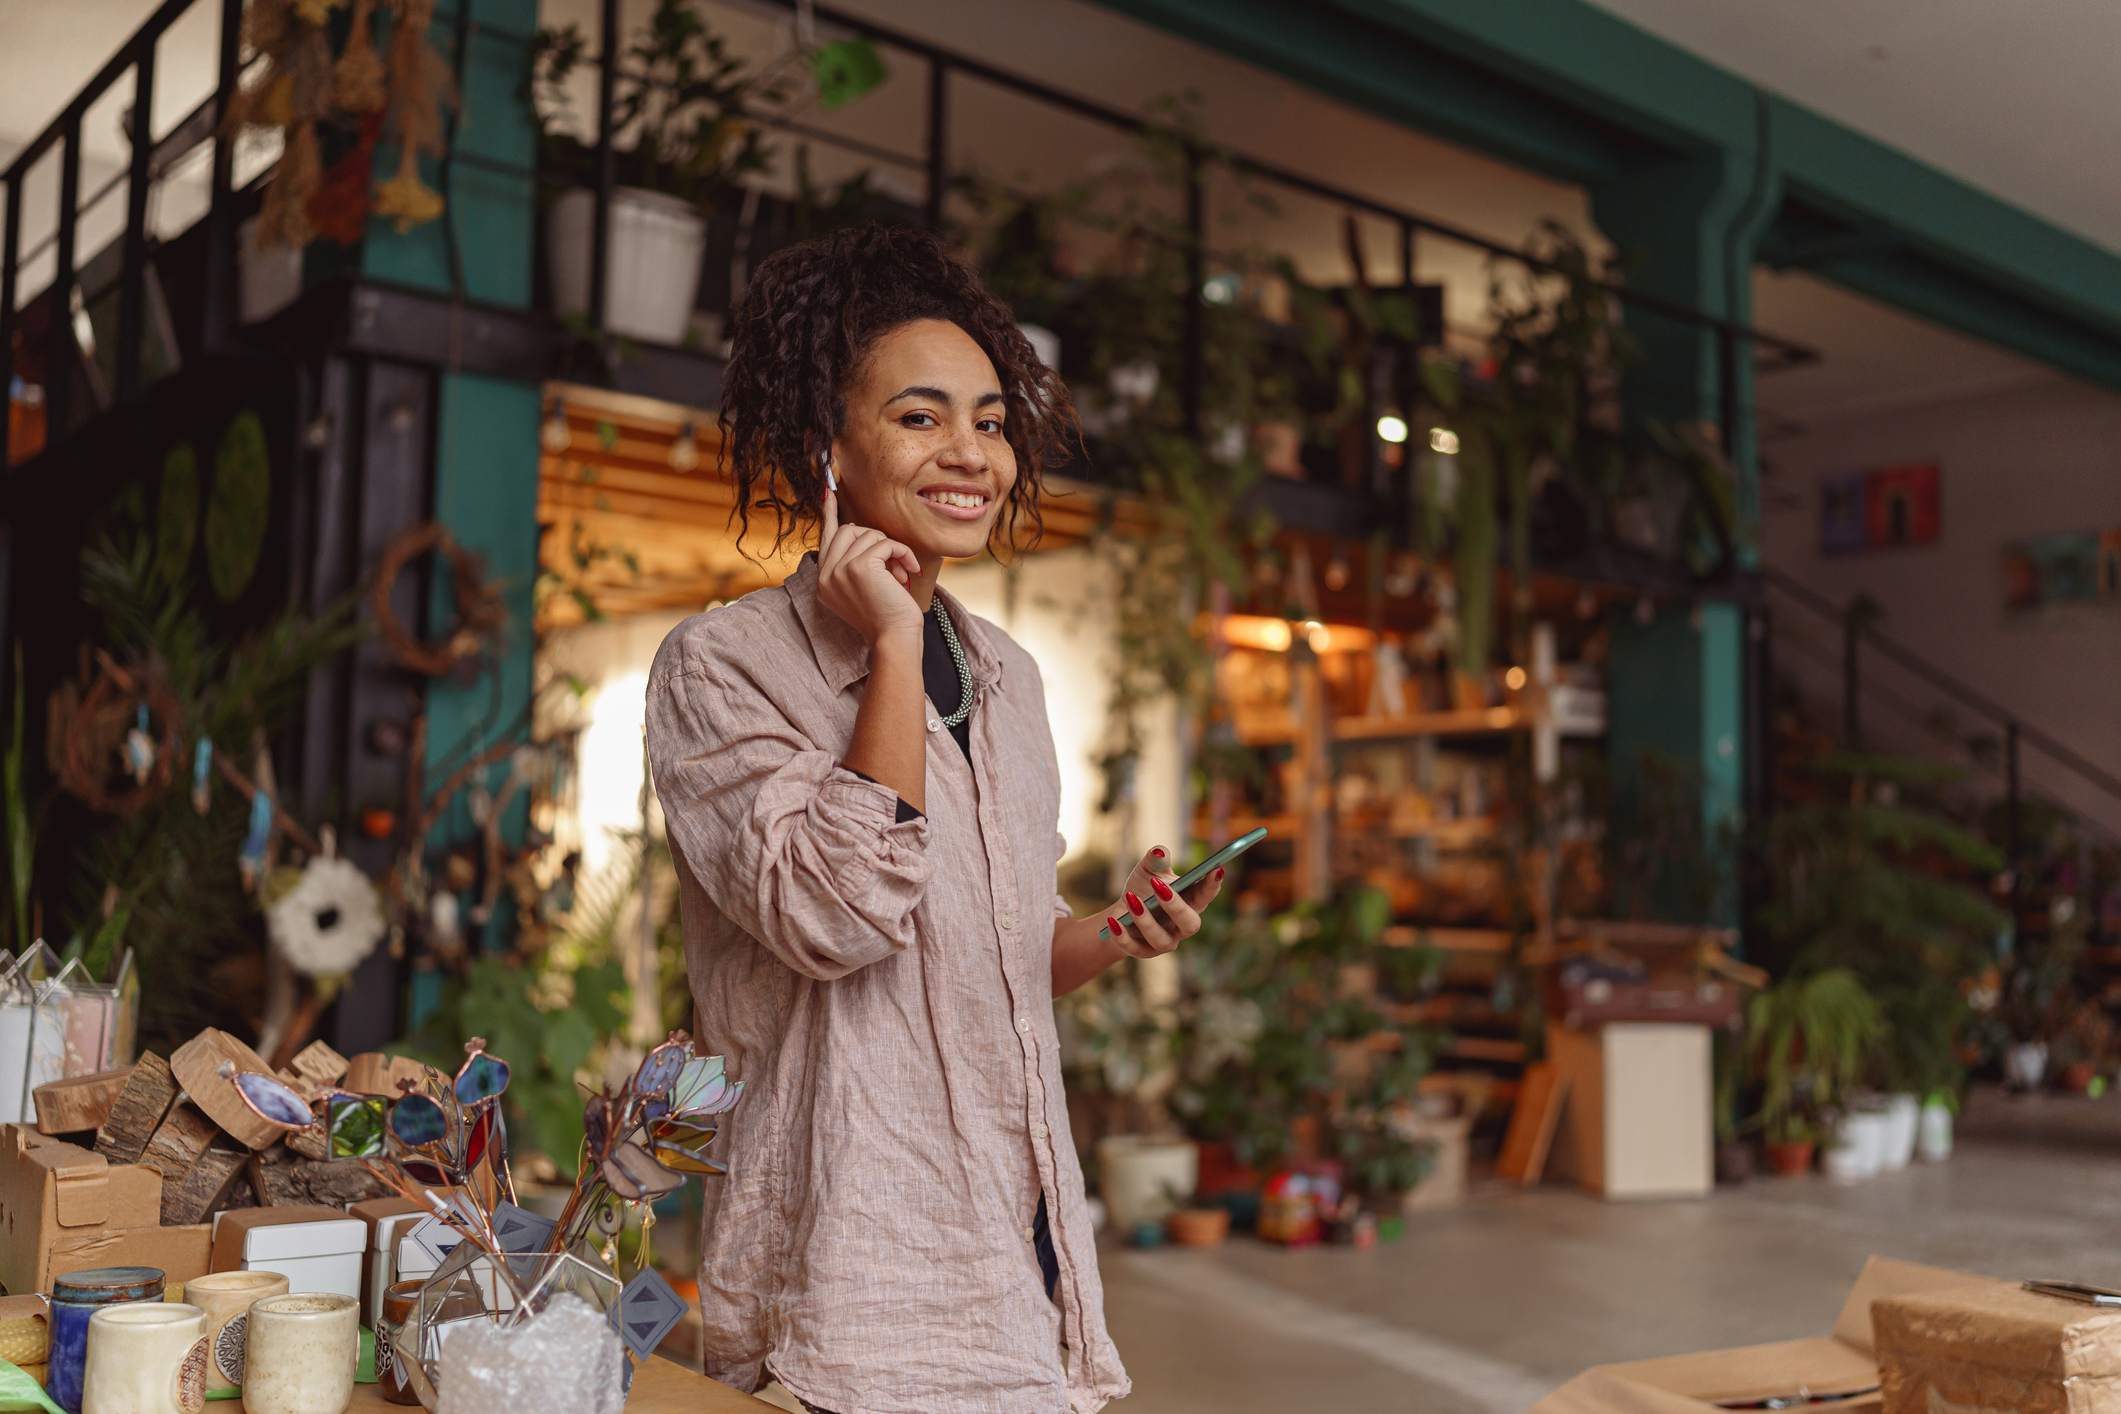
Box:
[718,222,1076,555]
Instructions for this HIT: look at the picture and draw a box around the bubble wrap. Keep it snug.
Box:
[435,1294,624,1414]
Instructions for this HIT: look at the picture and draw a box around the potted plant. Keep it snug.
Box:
[532,1,795,344]
[1748,969,1884,1177]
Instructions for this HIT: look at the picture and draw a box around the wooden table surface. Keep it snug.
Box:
[325,1356,777,1412]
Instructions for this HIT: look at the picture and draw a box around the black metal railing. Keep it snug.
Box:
[570,0,1819,454]
[0,0,244,468]
[1763,565,2121,918]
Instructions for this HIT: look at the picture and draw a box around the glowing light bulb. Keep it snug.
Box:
[1303,620,1331,653]
[1429,427,1460,455]
[1375,414,1409,444]
[669,422,700,472]
[541,400,571,454]
[1504,666,1527,691]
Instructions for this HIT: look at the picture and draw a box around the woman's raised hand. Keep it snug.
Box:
[1103,845,1225,960]
[817,488,924,650]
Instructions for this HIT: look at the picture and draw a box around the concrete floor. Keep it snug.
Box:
[743,1087,2121,1412]
[1091,1087,2121,1414]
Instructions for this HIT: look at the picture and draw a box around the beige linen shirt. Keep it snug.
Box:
[645,552,1127,1414]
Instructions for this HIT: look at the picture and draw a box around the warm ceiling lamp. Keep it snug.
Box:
[1214,614,1376,655]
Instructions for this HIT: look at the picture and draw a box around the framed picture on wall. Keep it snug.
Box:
[1820,460,1941,555]
[2004,529,2121,612]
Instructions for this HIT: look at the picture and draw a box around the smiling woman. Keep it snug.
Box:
[643,223,1229,1414]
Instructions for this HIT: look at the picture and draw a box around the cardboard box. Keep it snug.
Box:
[210,1205,364,1299]
[1545,1022,1713,1200]
[350,1196,428,1323]
[48,1224,211,1293]
[1526,1257,2002,1414]
[0,1125,162,1295]
[1875,1281,2121,1413]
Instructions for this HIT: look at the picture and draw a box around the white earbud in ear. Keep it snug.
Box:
[822,449,836,494]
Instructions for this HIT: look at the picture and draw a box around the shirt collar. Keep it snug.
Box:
[786,552,1005,695]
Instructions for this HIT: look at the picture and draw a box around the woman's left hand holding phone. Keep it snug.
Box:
[818,485,932,815]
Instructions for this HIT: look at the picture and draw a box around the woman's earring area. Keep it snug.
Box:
[822,449,836,495]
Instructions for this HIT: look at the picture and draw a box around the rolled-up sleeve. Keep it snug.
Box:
[647,660,931,980]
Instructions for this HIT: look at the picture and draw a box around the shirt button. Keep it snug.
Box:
[1001,914,1016,929]
[1017,1017,1031,1033]
[1033,1122,1049,1138]
[927,718,942,733]
[1023,1226,1035,1242]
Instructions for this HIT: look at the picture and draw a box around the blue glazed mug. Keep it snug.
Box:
[48,1266,165,1413]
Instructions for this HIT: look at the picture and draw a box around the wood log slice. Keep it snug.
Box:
[342,1053,442,1097]
[34,1067,133,1135]
[170,1030,281,1150]
[141,1102,219,1186]
[93,1052,177,1164]
[289,1041,349,1088]
[162,1146,248,1226]
[247,1146,305,1209]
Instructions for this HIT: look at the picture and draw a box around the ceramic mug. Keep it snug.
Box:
[79,1302,207,1414]
[182,1269,289,1393]
[243,1293,360,1414]
[49,1266,166,1413]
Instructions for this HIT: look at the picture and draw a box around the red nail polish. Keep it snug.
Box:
[1125,891,1145,915]
[1106,916,1121,934]
[1151,848,1166,859]
[1150,876,1174,901]
[1214,867,1225,881]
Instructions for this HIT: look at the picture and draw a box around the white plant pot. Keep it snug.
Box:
[1096,1136,1196,1234]
[1918,1100,1954,1162]
[1879,1093,1920,1171]
[547,186,707,346]
[2006,1041,2048,1089]
[1825,1110,1888,1184]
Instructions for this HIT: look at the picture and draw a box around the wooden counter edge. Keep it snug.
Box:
[331,1354,779,1411]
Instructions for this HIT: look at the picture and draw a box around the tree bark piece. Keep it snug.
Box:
[93,1052,177,1164]
[291,1158,389,1206]
[247,1146,306,1208]
[141,1102,219,1186]
[161,1146,248,1226]
[33,1067,134,1135]
[170,1029,281,1150]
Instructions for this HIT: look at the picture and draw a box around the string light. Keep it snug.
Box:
[1504,666,1528,690]
[668,422,700,472]
[1429,427,1460,455]
[541,398,571,454]
[1375,414,1409,444]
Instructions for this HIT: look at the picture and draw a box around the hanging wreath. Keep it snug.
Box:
[266,854,387,976]
[371,522,506,677]
[58,655,183,817]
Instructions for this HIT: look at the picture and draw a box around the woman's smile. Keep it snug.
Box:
[916,482,993,519]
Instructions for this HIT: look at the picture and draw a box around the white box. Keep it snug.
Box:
[210,1208,365,1300]
[396,1226,515,1312]
[1546,1021,1713,1200]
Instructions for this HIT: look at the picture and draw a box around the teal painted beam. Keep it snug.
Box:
[424,372,540,850]
[363,0,538,308]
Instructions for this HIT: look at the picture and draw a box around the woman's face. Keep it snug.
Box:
[829,319,1018,568]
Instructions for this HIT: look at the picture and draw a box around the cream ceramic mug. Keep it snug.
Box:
[80,1302,207,1414]
[243,1293,360,1414]
[183,1269,289,1393]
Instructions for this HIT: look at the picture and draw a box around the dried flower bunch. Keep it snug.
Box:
[224,0,457,249]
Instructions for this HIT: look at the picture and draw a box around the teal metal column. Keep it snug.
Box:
[1606,602,1743,924]
[361,0,540,995]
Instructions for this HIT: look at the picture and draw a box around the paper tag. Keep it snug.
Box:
[610,1269,686,1359]
[402,1215,465,1267]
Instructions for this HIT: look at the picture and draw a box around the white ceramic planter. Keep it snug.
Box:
[81,1302,207,1414]
[1879,1093,1920,1170]
[243,1292,359,1414]
[2006,1040,2048,1089]
[1096,1136,1197,1233]
[1825,1110,1888,1184]
[1918,1099,1955,1162]
[547,187,707,346]
[185,1268,288,1393]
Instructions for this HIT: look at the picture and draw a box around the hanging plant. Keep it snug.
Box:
[373,0,456,233]
[205,411,271,603]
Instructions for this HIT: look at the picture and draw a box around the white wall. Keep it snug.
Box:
[1759,373,2121,837]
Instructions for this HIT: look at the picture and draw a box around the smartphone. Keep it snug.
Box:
[1098,827,1268,942]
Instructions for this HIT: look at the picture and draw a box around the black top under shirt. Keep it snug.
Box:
[849,604,970,822]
